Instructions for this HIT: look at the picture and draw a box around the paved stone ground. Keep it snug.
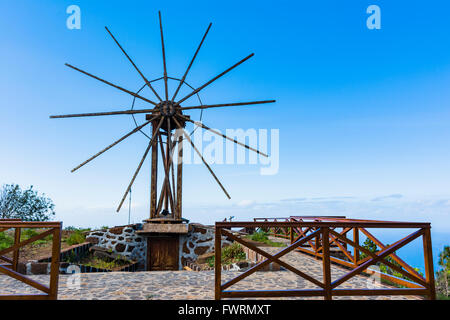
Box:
[0,238,421,300]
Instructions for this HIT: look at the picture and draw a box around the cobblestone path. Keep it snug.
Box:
[0,244,421,300]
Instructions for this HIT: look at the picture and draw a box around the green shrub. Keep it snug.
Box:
[66,230,86,246]
[222,243,246,263]
[0,232,14,251]
[245,230,286,247]
[249,231,269,242]
[20,228,52,245]
[206,243,247,267]
[82,256,131,270]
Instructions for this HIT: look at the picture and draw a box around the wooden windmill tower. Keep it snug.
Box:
[50,12,275,227]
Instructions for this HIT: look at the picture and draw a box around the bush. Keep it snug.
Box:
[246,230,286,247]
[66,230,86,246]
[249,231,269,242]
[206,243,247,267]
[0,232,14,251]
[222,243,246,263]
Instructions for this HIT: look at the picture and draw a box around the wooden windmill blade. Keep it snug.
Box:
[49,11,275,223]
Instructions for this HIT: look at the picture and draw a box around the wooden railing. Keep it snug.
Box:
[215,218,435,300]
[0,220,62,300]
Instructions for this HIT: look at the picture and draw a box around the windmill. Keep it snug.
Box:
[50,11,275,224]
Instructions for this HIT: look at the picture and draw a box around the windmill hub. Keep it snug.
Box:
[158,101,178,117]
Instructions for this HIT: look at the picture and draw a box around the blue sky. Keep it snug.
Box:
[1,0,450,263]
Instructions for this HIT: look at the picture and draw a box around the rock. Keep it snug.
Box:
[93,250,113,260]
[91,232,105,237]
[236,261,249,268]
[115,243,126,253]
[89,245,109,253]
[182,241,189,254]
[194,245,209,256]
[86,236,99,244]
[30,263,48,275]
[109,227,124,235]
[196,252,215,264]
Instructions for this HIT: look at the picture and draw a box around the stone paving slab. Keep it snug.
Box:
[0,247,422,300]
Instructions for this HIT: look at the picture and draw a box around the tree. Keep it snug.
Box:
[0,184,55,221]
[436,246,450,298]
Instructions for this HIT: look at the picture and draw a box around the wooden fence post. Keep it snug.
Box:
[49,225,62,300]
[322,227,332,300]
[353,227,359,266]
[215,226,222,300]
[423,227,436,300]
[12,227,21,271]
[314,229,321,260]
[290,225,294,244]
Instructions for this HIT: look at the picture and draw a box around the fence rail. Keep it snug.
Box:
[214,217,435,300]
[0,219,62,300]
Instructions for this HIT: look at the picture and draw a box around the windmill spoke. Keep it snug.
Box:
[50,108,159,119]
[171,23,212,102]
[116,116,165,212]
[177,114,268,158]
[105,26,163,102]
[158,11,169,101]
[179,100,275,111]
[71,117,157,173]
[173,117,231,199]
[176,53,254,105]
[65,63,158,106]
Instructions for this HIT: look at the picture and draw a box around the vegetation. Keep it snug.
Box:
[207,243,247,267]
[82,256,132,270]
[245,230,286,247]
[0,226,89,255]
[64,252,132,270]
[436,246,450,299]
[65,229,86,246]
[360,238,423,286]
[0,232,14,251]
[21,228,52,245]
[0,184,55,221]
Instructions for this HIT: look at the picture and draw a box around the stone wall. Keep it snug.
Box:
[179,224,232,267]
[86,224,146,262]
[86,223,232,271]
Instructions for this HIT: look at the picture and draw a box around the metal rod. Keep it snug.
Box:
[50,108,158,119]
[171,23,212,102]
[179,100,275,111]
[128,188,132,224]
[105,26,163,102]
[177,114,268,158]
[117,116,165,212]
[65,63,158,106]
[174,117,231,199]
[72,118,156,173]
[176,53,254,105]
